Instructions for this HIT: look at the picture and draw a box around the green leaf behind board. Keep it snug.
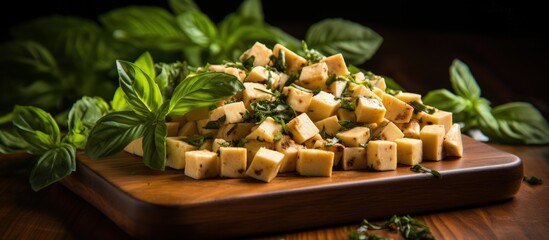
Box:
[449,59,481,100]
[29,143,76,191]
[12,106,60,154]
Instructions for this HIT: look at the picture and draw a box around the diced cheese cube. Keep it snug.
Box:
[220,147,247,178]
[369,75,386,91]
[184,107,210,121]
[320,53,349,77]
[327,79,348,97]
[199,139,213,151]
[382,93,414,123]
[395,138,422,165]
[277,73,290,92]
[282,86,313,113]
[124,137,143,156]
[372,87,385,99]
[298,62,329,91]
[350,84,379,100]
[246,148,284,182]
[166,122,180,137]
[178,121,198,137]
[420,124,446,161]
[286,113,320,144]
[418,110,453,133]
[355,97,386,124]
[184,150,219,179]
[212,138,228,154]
[395,120,421,139]
[244,66,280,90]
[223,67,246,82]
[246,117,282,143]
[443,123,463,157]
[336,127,370,147]
[373,121,404,141]
[315,115,341,136]
[242,82,275,112]
[337,108,356,122]
[196,119,219,135]
[275,135,303,173]
[394,92,422,103]
[239,42,273,67]
[307,91,340,122]
[208,101,247,124]
[322,142,345,166]
[366,140,397,171]
[166,137,199,169]
[353,72,366,81]
[302,133,324,149]
[273,44,307,74]
[296,149,334,177]
[216,123,254,141]
[342,147,367,170]
[243,140,274,166]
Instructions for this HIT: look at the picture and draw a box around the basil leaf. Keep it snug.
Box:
[236,0,263,22]
[168,72,244,115]
[491,102,549,144]
[0,128,28,154]
[100,6,189,51]
[176,10,217,48]
[66,96,110,149]
[29,143,76,191]
[168,0,199,15]
[306,18,383,66]
[450,59,481,100]
[0,40,58,80]
[142,121,167,170]
[85,111,146,159]
[134,52,156,80]
[423,89,470,113]
[12,106,60,154]
[117,60,163,116]
[111,87,131,111]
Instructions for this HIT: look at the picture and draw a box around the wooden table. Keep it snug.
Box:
[1,26,548,239]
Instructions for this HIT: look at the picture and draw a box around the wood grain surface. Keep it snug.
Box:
[56,136,522,239]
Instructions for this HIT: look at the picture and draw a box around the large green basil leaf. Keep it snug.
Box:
[168,72,244,115]
[142,120,167,170]
[449,59,481,100]
[236,0,263,22]
[29,143,76,191]
[168,0,199,15]
[111,87,131,112]
[65,96,110,149]
[491,102,549,144]
[12,106,60,154]
[117,60,163,116]
[0,128,29,154]
[177,10,218,48]
[306,18,383,66]
[134,52,156,80]
[85,111,146,159]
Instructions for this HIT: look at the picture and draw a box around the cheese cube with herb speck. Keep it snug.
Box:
[327,79,347,97]
[199,139,213,151]
[273,44,307,74]
[246,148,284,182]
[296,149,334,177]
[418,110,453,133]
[395,120,421,139]
[350,84,380,100]
[373,121,404,141]
[342,147,367,170]
[337,108,356,122]
[369,75,386,91]
[239,42,273,67]
[336,127,370,147]
[212,138,228,154]
[184,150,219,179]
[394,92,422,103]
[282,86,313,113]
[367,140,397,171]
[443,123,463,157]
[395,138,422,165]
[244,66,280,90]
[243,140,275,166]
[216,123,254,141]
[315,115,341,136]
[209,101,247,124]
[298,62,329,91]
[124,137,143,156]
[320,53,349,77]
[242,82,275,112]
[355,97,386,124]
[245,117,282,143]
[166,122,180,137]
[322,143,345,166]
[196,119,218,136]
[382,94,414,123]
[275,135,303,173]
[166,137,198,169]
[302,134,325,149]
[286,113,320,144]
[307,91,340,122]
[178,121,198,137]
[420,124,446,161]
[220,147,247,178]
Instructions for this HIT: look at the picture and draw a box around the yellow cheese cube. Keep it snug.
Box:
[273,44,307,74]
[166,137,198,169]
[286,113,320,144]
[223,67,246,82]
[244,66,280,90]
[277,73,290,92]
[336,127,370,147]
[369,75,386,91]
[124,137,143,156]
[275,135,303,173]
[326,79,348,97]
[282,86,313,113]
[220,147,247,178]
[394,92,422,103]
[199,139,213,151]
[306,91,340,122]
[184,150,219,179]
[366,140,397,171]
[178,121,198,137]
[211,138,228,154]
[373,121,404,141]
[337,108,356,122]
[239,42,273,67]
[418,110,453,133]
[350,84,379,100]
[246,148,285,182]
[302,133,325,149]
[395,138,422,165]
[242,82,275,111]
[246,117,282,143]
[315,115,341,136]
[296,149,334,177]
[209,101,247,124]
[322,142,345,166]
[320,53,349,77]
[420,124,446,161]
[165,122,180,137]
[395,120,421,139]
[355,97,386,124]
[382,94,414,123]
[298,62,329,91]
[243,140,274,166]
[444,123,463,157]
[216,123,254,141]
[342,147,367,170]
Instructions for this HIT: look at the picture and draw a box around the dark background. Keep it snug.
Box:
[2,0,548,119]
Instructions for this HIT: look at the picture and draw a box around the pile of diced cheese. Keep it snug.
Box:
[124,42,464,182]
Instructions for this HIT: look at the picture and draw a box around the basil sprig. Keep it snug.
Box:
[424,59,549,144]
[86,60,244,170]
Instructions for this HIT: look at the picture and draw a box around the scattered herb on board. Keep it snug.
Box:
[523,176,543,185]
[410,164,442,178]
[348,215,435,240]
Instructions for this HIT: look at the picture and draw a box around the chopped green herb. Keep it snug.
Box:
[302,40,325,64]
[385,88,401,96]
[339,120,364,131]
[348,215,434,240]
[181,134,214,147]
[410,164,442,178]
[273,132,282,141]
[270,49,286,72]
[340,98,357,111]
[409,101,437,114]
[523,175,543,185]
[204,115,226,129]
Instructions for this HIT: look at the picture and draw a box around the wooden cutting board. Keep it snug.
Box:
[60,136,522,239]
